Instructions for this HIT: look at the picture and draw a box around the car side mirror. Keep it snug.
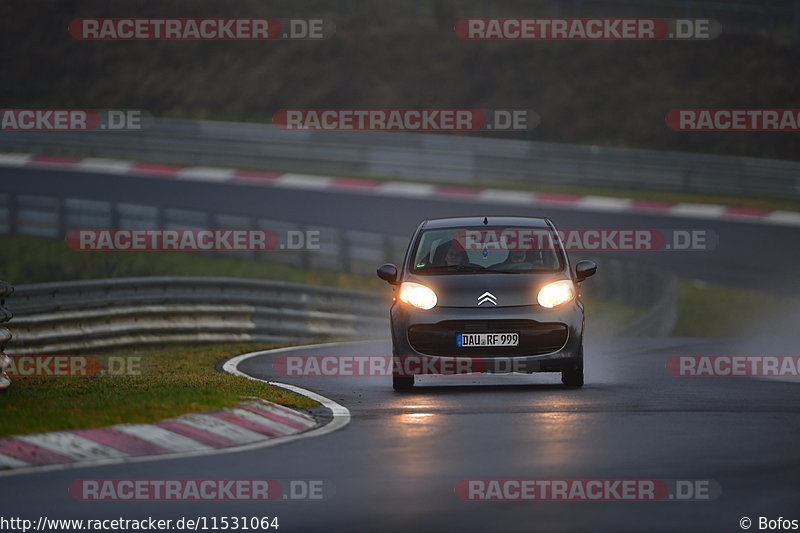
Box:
[377,263,399,285]
[575,260,597,282]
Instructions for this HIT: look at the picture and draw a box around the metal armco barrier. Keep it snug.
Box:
[0,186,678,345]
[0,118,798,199]
[0,191,412,276]
[0,280,13,390]
[4,263,676,356]
[5,277,390,355]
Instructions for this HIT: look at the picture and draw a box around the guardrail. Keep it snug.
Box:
[5,277,390,355]
[0,280,12,390]
[0,188,677,343]
[4,264,676,355]
[0,191,410,276]
[1,118,798,199]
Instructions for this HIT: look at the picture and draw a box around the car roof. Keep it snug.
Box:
[419,216,553,230]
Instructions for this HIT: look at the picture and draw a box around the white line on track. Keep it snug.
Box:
[670,203,728,218]
[76,158,134,174]
[176,166,235,182]
[765,211,800,227]
[376,182,437,196]
[578,196,634,211]
[477,189,537,204]
[275,174,334,189]
[0,153,32,166]
[222,342,352,438]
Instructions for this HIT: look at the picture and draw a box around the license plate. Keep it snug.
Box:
[457,333,519,347]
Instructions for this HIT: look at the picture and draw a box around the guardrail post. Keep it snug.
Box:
[0,280,13,392]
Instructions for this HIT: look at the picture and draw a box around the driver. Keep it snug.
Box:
[432,240,469,266]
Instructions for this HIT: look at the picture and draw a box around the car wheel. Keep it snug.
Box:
[561,344,584,388]
[392,375,414,391]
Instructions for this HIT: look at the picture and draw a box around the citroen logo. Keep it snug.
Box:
[477,291,497,306]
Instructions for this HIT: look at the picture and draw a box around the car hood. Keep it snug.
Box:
[405,272,570,308]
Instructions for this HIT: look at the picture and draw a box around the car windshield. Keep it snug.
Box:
[410,226,563,274]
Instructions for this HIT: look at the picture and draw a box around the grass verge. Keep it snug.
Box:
[0,343,319,438]
[673,280,800,337]
[0,233,384,290]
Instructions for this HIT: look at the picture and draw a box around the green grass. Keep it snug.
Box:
[673,280,800,337]
[0,343,318,437]
[585,299,641,335]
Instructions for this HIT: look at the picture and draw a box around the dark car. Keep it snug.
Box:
[377,216,597,391]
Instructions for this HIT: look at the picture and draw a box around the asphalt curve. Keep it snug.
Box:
[2,165,800,532]
[2,337,799,532]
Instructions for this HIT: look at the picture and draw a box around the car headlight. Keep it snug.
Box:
[398,282,438,310]
[537,280,575,308]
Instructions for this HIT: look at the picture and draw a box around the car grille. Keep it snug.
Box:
[408,320,568,356]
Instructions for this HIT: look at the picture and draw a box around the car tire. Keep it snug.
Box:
[392,375,414,391]
[561,344,584,388]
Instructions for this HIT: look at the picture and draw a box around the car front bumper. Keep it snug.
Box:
[389,300,584,375]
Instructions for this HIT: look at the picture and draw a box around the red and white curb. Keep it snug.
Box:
[2,152,799,227]
[0,345,351,477]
